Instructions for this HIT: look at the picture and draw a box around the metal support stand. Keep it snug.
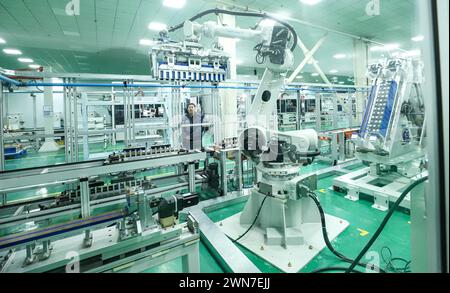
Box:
[33,94,39,151]
[181,241,200,273]
[315,93,321,131]
[24,243,36,265]
[80,178,92,247]
[235,149,243,192]
[345,185,360,201]
[63,79,70,163]
[331,134,338,163]
[188,163,196,193]
[220,150,227,196]
[38,240,52,261]
[81,93,89,160]
[111,87,117,146]
[338,132,345,161]
[73,82,79,160]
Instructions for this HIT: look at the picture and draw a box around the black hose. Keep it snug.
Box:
[168,8,298,52]
[311,267,363,273]
[306,190,385,273]
[231,194,269,243]
[344,175,428,273]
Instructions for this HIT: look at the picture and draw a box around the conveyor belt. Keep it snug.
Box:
[0,158,105,179]
[0,210,125,250]
[0,151,206,192]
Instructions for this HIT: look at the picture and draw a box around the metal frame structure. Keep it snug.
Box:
[2,62,446,273]
[0,150,205,272]
[1,216,199,273]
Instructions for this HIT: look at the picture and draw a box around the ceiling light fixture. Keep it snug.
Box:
[148,22,167,31]
[18,58,34,63]
[163,0,186,9]
[0,37,5,44]
[411,35,424,42]
[333,54,346,59]
[3,48,22,55]
[300,0,321,5]
[139,39,155,46]
[311,73,319,77]
[29,64,41,69]
[329,69,339,74]
[370,43,400,52]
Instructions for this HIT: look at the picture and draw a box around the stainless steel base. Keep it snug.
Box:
[333,168,428,211]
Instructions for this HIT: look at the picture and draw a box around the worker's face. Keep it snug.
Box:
[188,104,196,116]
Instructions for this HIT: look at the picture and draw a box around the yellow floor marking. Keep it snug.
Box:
[319,189,326,193]
[357,228,369,236]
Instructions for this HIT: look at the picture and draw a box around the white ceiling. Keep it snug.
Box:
[0,0,423,84]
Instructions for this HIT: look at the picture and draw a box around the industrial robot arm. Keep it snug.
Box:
[168,9,296,130]
[167,9,319,166]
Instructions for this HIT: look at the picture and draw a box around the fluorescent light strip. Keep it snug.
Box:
[18,58,34,63]
[0,37,5,44]
[411,35,424,42]
[300,0,321,5]
[333,54,346,59]
[163,0,186,9]
[148,22,167,31]
[370,43,400,52]
[3,48,22,55]
[139,39,155,46]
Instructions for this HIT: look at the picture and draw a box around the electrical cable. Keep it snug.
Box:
[230,194,269,243]
[28,79,44,92]
[168,8,298,52]
[344,175,428,273]
[306,190,385,273]
[381,246,411,273]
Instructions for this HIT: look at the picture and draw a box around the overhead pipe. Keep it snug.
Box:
[1,73,369,93]
[0,74,21,86]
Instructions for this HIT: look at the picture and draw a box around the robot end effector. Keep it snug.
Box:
[239,127,321,166]
[179,10,296,72]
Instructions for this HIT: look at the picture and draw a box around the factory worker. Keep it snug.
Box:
[181,102,208,151]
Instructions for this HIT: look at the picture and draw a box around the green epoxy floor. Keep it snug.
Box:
[2,148,411,273]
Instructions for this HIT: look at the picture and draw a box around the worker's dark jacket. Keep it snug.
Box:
[181,113,206,150]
